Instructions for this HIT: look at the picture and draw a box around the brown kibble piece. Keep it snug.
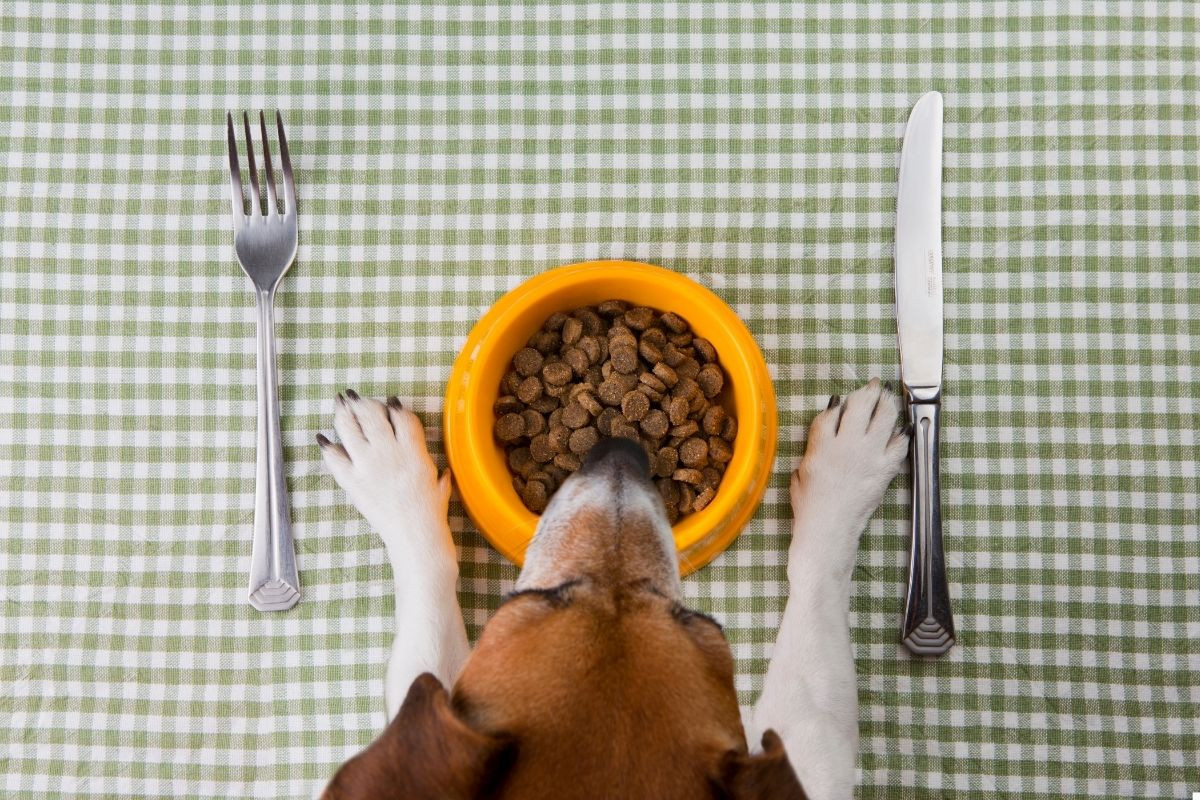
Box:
[662,343,686,367]
[674,468,704,485]
[621,391,650,421]
[561,317,583,345]
[562,402,591,429]
[637,383,664,403]
[512,475,526,494]
[598,378,626,406]
[640,328,667,349]
[544,312,569,331]
[579,335,603,365]
[576,308,604,335]
[568,426,599,455]
[577,391,603,417]
[615,372,640,392]
[522,480,549,512]
[609,330,638,351]
[693,338,717,363]
[543,361,573,386]
[501,370,522,395]
[668,331,694,347]
[652,362,678,387]
[513,347,544,377]
[564,347,590,375]
[597,299,629,317]
[567,381,596,402]
[611,420,640,441]
[623,306,655,330]
[702,405,726,435]
[677,357,701,380]
[596,407,620,436]
[708,436,732,463]
[679,437,709,468]
[673,377,700,401]
[494,412,526,442]
[721,416,738,441]
[701,466,722,488]
[660,311,689,333]
[668,396,690,426]
[517,375,543,403]
[657,478,681,505]
[553,452,582,472]
[639,372,666,393]
[670,420,699,439]
[678,484,696,513]
[508,447,533,472]
[638,339,663,364]
[529,434,555,463]
[529,330,561,355]
[530,395,559,414]
[610,345,639,374]
[521,409,546,438]
[548,425,571,453]
[697,364,724,397]
[692,487,716,512]
[494,395,524,415]
[654,446,679,478]
[640,408,670,438]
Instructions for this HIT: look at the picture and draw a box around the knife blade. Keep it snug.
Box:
[895,91,955,656]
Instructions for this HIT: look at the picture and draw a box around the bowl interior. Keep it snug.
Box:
[446,261,775,573]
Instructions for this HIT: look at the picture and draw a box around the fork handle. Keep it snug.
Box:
[901,396,954,655]
[247,288,300,611]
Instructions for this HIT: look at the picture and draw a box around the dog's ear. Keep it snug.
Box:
[713,729,808,800]
[322,672,512,800]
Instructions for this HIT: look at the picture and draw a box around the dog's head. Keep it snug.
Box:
[324,437,805,800]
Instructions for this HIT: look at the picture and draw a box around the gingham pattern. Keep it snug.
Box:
[1,2,1197,797]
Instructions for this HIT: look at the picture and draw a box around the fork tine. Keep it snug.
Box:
[241,112,262,216]
[276,111,297,216]
[258,111,279,216]
[225,112,244,226]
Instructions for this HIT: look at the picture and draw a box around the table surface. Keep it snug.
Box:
[2,2,1197,798]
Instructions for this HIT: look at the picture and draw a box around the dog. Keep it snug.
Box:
[316,378,907,799]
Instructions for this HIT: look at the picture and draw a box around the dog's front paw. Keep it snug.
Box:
[791,379,908,560]
[318,392,452,550]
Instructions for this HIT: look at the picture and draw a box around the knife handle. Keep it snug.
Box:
[901,396,955,656]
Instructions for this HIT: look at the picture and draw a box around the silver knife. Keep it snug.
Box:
[895,91,955,656]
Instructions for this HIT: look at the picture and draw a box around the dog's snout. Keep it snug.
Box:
[579,436,650,479]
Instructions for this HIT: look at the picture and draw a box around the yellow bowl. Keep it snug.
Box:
[443,260,778,576]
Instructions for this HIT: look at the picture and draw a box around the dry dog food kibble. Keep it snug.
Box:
[495,301,736,520]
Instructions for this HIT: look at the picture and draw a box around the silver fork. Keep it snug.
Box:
[226,111,300,611]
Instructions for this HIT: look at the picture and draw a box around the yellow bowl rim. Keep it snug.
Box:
[443,260,778,576]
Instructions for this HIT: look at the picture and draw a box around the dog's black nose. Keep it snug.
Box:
[579,436,650,479]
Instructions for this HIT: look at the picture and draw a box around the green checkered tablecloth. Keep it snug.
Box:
[2,2,1197,797]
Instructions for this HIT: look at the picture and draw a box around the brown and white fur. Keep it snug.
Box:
[317,379,907,800]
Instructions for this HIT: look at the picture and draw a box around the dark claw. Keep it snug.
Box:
[387,396,403,410]
[316,433,331,447]
[336,393,346,406]
[345,389,360,401]
[903,422,915,438]
[827,394,841,409]
[883,380,893,393]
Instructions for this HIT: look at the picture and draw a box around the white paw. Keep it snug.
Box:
[791,378,908,558]
[318,391,452,550]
